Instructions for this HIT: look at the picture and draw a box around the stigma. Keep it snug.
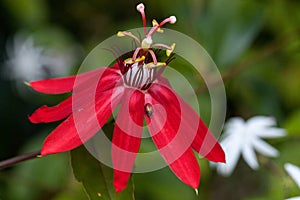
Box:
[117,3,176,69]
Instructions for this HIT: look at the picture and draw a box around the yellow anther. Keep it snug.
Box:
[145,62,166,69]
[117,31,125,37]
[152,19,164,33]
[152,19,159,27]
[135,56,145,62]
[124,58,134,64]
[124,56,145,65]
[166,43,176,57]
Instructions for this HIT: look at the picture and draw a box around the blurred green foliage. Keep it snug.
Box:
[71,145,135,200]
[0,0,299,199]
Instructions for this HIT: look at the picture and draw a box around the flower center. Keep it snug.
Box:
[122,60,156,90]
[117,3,176,90]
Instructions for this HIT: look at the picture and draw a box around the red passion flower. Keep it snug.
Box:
[28,3,225,193]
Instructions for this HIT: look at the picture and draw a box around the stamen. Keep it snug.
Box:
[124,56,145,65]
[152,43,172,50]
[150,43,175,57]
[132,47,141,60]
[152,19,164,33]
[145,62,166,69]
[135,56,145,62]
[117,31,126,37]
[136,3,147,35]
[166,43,176,57]
[117,31,141,45]
[148,50,157,64]
[124,58,135,65]
[147,16,177,38]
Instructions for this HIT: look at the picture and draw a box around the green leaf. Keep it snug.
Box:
[196,0,263,68]
[214,1,263,67]
[284,110,300,136]
[71,145,135,200]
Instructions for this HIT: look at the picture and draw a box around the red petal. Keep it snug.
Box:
[172,94,225,162]
[112,89,144,192]
[173,92,225,163]
[169,150,201,189]
[29,76,76,94]
[76,67,121,95]
[29,68,122,124]
[191,119,225,163]
[40,85,124,155]
[157,76,171,87]
[154,83,225,163]
[146,84,200,189]
[29,96,72,123]
[29,65,120,94]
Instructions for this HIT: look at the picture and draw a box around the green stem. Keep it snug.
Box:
[0,150,41,169]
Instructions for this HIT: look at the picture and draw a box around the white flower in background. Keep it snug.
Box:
[285,163,300,200]
[4,33,77,81]
[5,35,47,81]
[212,116,286,176]
[286,197,300,200]
[285,163,300,188]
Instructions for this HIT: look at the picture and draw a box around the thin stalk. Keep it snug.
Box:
[0,150,41,169]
